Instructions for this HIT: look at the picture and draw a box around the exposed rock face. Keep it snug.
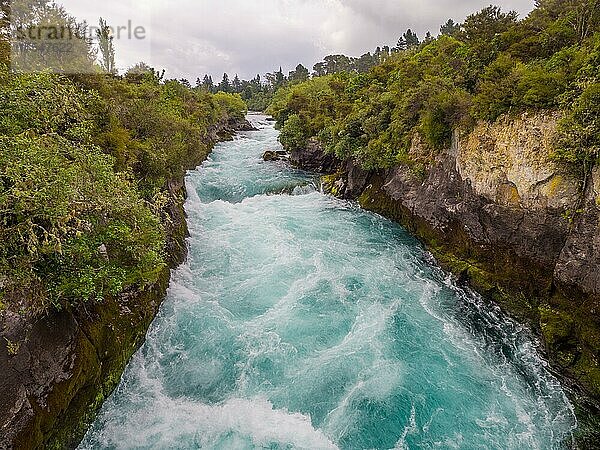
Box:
[554,167,600,297]
[0,117,254,450]
[0,268,172,449]
[289,138,340,174]
[457,113,580,209]
[302,112,600,415]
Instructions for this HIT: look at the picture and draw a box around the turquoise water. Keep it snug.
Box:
[80,114,577,450]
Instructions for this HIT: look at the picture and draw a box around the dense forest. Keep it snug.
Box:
[266,0,600,179]
[0,1,247,315]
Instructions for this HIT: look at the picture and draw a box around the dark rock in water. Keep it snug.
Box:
[263,150,290,161]
[235,120,258,131]
[266,117,276,122]
[263,150,280,161]
[209,117,258,141]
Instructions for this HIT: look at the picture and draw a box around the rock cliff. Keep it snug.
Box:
[290,111,600,443]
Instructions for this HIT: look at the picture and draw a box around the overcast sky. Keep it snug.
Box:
[59,0,535,81]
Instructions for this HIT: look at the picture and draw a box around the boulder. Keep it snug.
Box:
[262,150,280,161]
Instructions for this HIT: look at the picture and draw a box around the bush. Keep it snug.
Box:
[279,114,310,151]
[213,92,248,121]
[0,132,165,307]
[556,83,600,167]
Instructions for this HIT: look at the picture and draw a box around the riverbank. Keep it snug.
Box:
[0,116,253,450]
[285,112,600,447]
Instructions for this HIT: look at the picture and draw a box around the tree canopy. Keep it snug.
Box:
[267,1,600,174]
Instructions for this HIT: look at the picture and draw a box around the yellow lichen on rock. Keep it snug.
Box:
[455,112,580,209]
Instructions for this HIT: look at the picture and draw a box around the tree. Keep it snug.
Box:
[266,67,286,88]
[218,72,231,92]
[322,54,353,74]
[125,62,164,84]
[440,19,461,36]
[569,0,600,42]
[557,83,600,175]
[201,74,214,92]
[96,18,116,74]
[9,1,96,73]
[403,29,420,48]
[289,64,310,83]
[0,0,10,65]
[232,74,242,93]
[275,67,286,87]
[355,52,376,72]
[462,6,518,43]
[313,62,327,77]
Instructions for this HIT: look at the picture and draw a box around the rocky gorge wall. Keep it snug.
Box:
[291,112,600,442]
[0,117,254,450]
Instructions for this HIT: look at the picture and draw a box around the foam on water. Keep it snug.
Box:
[80,114,577,449]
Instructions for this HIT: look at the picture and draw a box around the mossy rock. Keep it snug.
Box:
[321,172,346,197]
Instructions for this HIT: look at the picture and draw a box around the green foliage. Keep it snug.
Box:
[213,92,248,121]
[556,82,600,166]
[279,114,309,151]
[268,1,600,175]
[0,59,247,311]
[97,18,116,74]
[0,71,165,306]
[473,54,522,120]
[420,87,472,149]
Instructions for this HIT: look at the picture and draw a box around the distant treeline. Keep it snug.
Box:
[194,26,439,111]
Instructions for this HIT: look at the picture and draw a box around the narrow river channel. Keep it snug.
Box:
[80,114,577,449]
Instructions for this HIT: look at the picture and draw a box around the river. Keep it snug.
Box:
[80,114,577,449]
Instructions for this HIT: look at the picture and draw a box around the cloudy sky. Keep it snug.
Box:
[59,0,535,81]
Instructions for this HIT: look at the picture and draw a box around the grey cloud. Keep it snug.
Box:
[59,0,535,81]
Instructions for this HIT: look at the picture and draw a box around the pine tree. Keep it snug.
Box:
[440,19,461,36]
[396,37,407,52]
[289,64,310,83]
[403,29,420,48]
[232,74,242,93]
[275,67,285,87]
[202,74,214,92]
[218,73,231,93]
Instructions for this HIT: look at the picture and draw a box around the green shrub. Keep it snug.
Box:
[556,83,600,167]
[0,133,165,307]
[213,92,248,121]
[279,114,310,151]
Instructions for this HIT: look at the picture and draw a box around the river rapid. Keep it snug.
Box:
[80,114,577,450]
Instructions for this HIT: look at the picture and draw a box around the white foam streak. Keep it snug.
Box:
[84,396,337,450]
